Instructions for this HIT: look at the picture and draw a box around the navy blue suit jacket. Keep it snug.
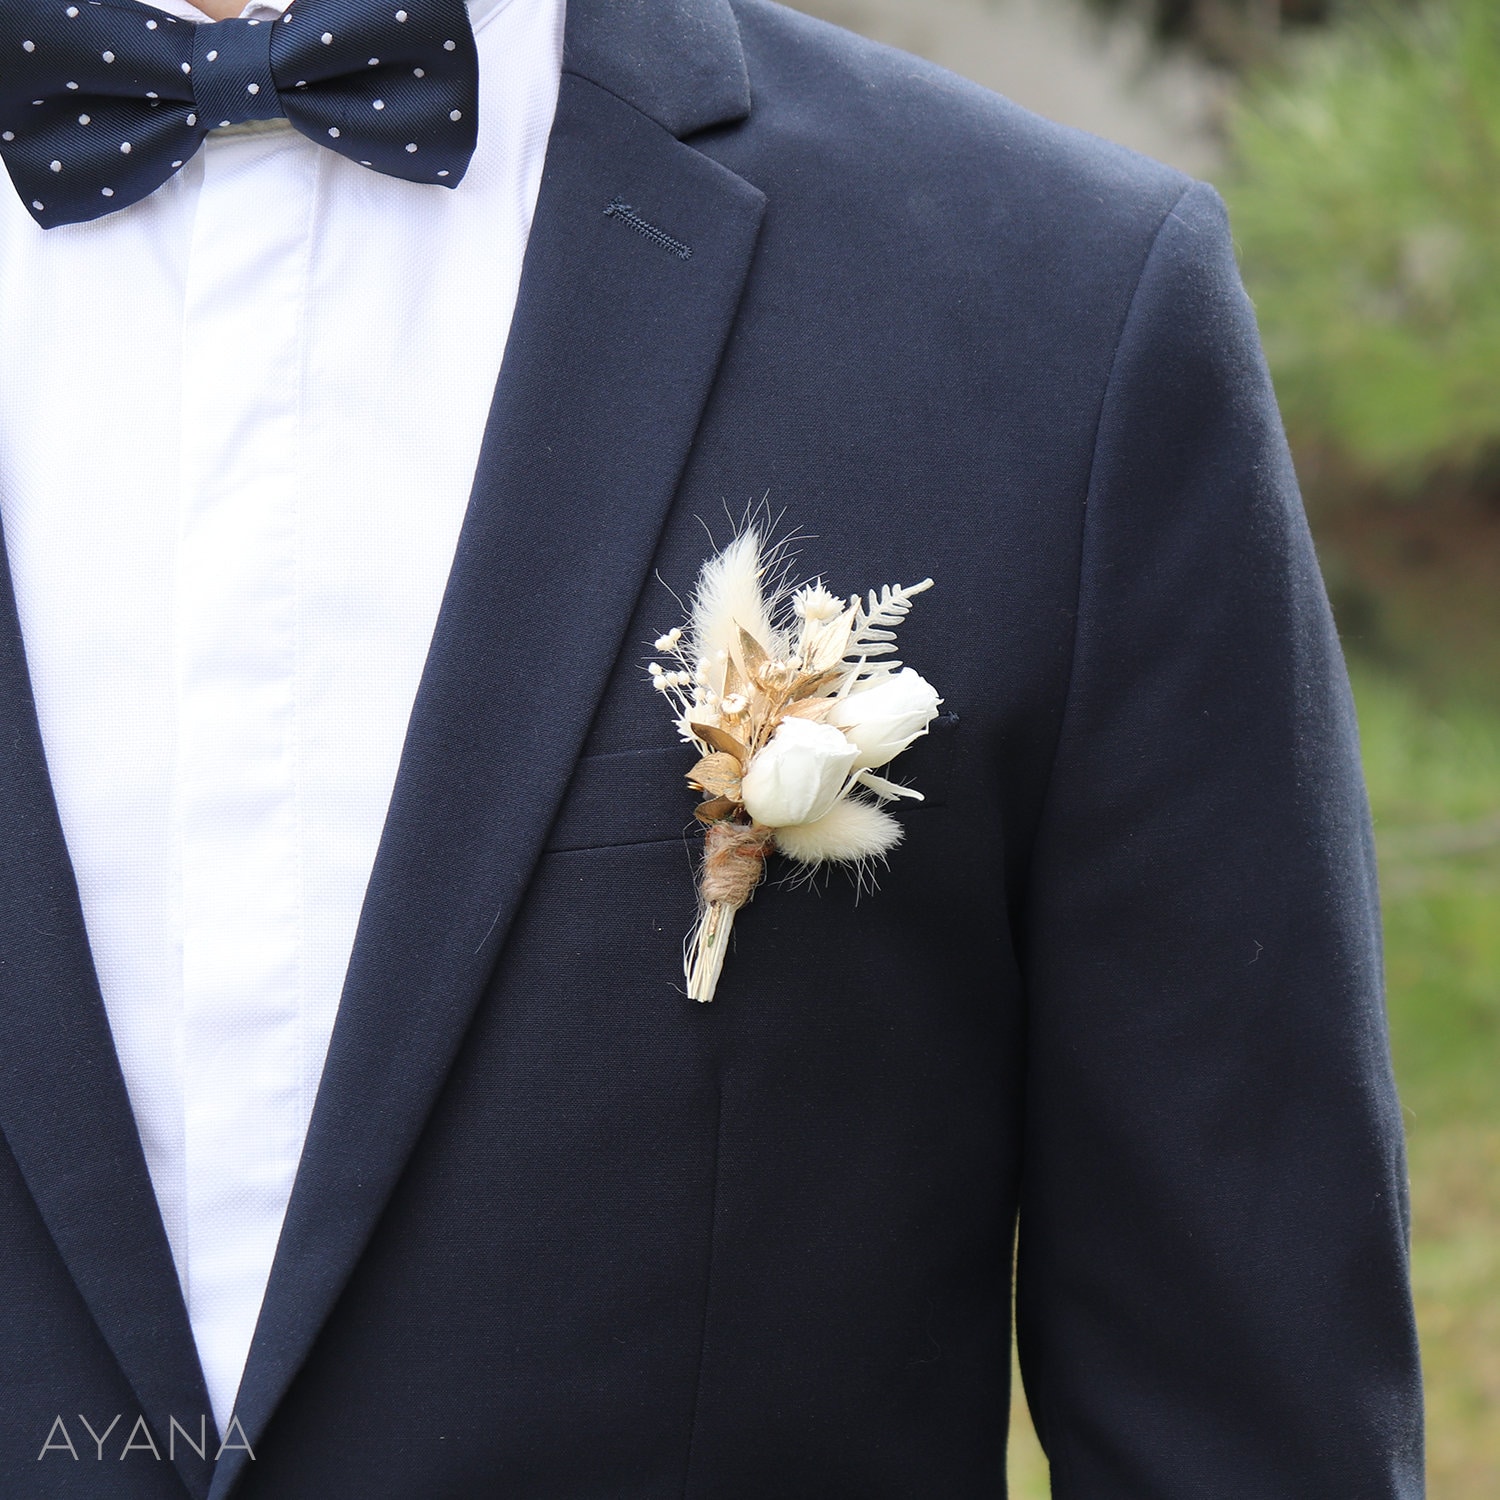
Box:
[0,0,1423,1494]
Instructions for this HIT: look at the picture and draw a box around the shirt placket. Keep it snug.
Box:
[175,119,316,1434]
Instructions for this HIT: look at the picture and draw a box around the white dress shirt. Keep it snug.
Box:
[0,0,565,1433]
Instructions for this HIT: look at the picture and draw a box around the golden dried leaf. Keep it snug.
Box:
[690,722,749,762]
[686,752,743,798]
[694,796,739,824]
[787,666,842,701]
[737,625,770,676]
[780,696,835,722]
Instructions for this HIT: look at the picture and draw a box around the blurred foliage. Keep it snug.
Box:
[1079,0,1337,69]
[1221,0,1500,493]
[1358,665,1500,1496]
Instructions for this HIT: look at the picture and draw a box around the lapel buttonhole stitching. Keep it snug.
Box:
[603,197,694,260]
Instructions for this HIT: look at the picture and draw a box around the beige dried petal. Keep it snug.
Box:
[687,752,744,798]
[799,602,859,672]
[694,795,740,824]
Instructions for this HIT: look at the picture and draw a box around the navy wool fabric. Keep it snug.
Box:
[0,0,479,228]
[0,0,1422,1495]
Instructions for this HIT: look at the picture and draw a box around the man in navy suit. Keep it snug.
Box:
[0,0,1422,1494]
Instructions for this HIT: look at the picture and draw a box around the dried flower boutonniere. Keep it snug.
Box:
[650,529,941,1002]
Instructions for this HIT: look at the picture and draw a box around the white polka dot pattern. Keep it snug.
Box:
[0,0,481,228]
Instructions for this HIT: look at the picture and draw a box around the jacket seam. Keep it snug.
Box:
[544,829,701,856]
[1013,179,1202,1499]
[680,1084,725,1500]
[1023,178,1202,884]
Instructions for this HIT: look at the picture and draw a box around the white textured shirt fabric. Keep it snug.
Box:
[0,0,565,1433]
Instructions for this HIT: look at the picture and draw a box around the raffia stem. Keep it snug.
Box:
[685,901,737,1003]
[685,820,774,1001]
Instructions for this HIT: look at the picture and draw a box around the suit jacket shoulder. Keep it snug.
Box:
[726,0,1195,288]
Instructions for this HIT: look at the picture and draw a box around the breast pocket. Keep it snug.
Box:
[543,744,701,853]
[543,714,961,854]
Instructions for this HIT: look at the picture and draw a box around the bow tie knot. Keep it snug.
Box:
[191,17,283,131]
[0,0,480,228]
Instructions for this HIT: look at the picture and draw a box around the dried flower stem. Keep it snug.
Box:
[685,902,736,1003]
[686,821,774,1001]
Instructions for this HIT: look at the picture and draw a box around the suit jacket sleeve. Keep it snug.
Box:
[1014,180,1425,1496]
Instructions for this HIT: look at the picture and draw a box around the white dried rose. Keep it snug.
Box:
[740,717,858,827]
[826,667,942,770]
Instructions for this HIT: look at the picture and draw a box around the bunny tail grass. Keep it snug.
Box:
[689,529,776,674]
[773,796,903,865]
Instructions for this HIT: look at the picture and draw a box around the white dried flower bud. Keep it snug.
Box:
[793,584,844,622]
[826,667,942,770]
[740,717,857,827]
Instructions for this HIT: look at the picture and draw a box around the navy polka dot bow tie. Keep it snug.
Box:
[0,0,480,228]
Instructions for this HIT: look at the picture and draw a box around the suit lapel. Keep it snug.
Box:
[0,535,216,1497]
[213,6,764,1491]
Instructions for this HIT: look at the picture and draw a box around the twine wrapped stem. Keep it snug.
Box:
[685,820,775,1001]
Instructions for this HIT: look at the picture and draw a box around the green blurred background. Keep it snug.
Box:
[789,1,1498,1491]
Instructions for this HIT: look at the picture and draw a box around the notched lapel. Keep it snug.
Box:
[0,530,216,1499]
[217,57,766,1497]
